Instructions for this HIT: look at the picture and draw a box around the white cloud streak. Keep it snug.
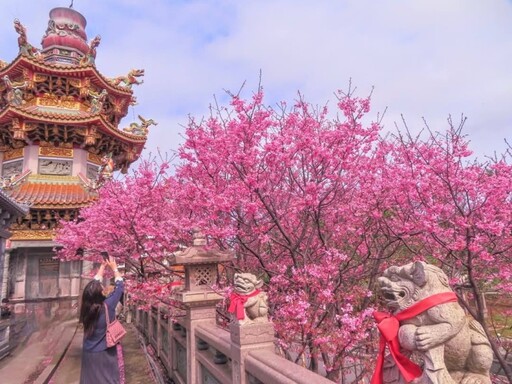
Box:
[1,0,511,160]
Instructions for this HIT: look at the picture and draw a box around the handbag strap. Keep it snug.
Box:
[104,303,110,325]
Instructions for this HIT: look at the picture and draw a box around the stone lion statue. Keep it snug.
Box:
[228,272,269,325]
[376,261,492,384]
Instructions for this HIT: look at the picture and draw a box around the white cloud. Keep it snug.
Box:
[1,0,511,160]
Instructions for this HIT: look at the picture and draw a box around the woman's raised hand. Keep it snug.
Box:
[106,256,118,271]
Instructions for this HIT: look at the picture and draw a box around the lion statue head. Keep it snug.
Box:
[378,261,451,313]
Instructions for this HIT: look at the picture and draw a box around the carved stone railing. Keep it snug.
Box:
[131,230,333,384]
[132,304,333,384]
[0,320,10,360]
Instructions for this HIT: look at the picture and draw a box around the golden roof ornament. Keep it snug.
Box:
[109,69,145,88]
[123,115,157,136]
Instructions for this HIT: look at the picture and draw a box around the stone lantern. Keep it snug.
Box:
[166,229,233,383]
[168,229,232,305]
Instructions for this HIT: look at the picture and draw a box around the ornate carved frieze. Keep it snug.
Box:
[22,68,35,91]
[86,163,99,179]
[34,74,48,82]
[38,159,72,175]
[37,94,80,110]
[11,208,77,232]
[3,148,24,161]
[84,126,98,146]
[2,160,23,178]
[39,146,73,158]
[87,152,103,165]
[12,118,27,141]
[10,229,55,241]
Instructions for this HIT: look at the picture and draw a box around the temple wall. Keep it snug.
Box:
[24,146,39,173]
[0,244,7,303]
[7,248,82,303]
[73,148,88,176]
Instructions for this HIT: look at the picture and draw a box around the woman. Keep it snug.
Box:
[80,255,124,383]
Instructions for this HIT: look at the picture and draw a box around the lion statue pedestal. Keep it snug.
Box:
[373,261,493,384]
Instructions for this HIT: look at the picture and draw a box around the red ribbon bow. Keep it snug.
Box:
[371,292,458,384]
[228,290,261,320]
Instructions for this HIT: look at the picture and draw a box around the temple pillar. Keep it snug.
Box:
[13,249,27,313]
[0,249,10,305]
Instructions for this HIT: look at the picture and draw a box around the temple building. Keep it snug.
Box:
[0,6,151,312]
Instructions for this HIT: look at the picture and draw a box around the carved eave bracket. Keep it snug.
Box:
[12,118,26,141]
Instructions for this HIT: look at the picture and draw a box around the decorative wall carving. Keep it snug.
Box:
[37,94,80,110]
[3,148,24,161]
[2,160,23,178]
[10,229,55,240]
[87,152,103,165]
[38,159,72,175]
[11,208,76,231]
[86,164,99,180]
[39,146,73,158]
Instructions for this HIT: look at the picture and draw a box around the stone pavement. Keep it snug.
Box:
[0,319,158,384]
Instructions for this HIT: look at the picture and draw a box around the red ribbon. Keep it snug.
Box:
[371,292,458,384]
[228,290,261,320]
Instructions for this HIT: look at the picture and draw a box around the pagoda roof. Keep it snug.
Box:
[0,104,147,144]
[0,54,134,97]
[5,174,98,209]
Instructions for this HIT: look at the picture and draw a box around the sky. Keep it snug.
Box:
[1,0,511,164]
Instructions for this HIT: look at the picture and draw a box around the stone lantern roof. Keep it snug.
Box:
[168,230,233,305]
[168,230,233,266]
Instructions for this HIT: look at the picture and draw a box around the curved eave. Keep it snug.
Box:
[0,188,29,216]
[0,105,148,145]
[0,55,135,98]
[29,202,94,209]
[6,178,99,209]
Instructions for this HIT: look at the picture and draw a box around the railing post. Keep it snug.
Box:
[227,272,274,384]
[168,229,233,384]
[230,321,275,384]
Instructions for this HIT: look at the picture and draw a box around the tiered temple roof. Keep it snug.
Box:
[0,6,152,241]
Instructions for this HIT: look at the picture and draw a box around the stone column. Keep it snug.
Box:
[230,322,275,384]
[0,249,11,304]
[13,249,27,313]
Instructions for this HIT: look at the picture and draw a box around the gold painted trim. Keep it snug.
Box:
[36,95,80,110]
[39,146,74,158]
[87,153,103,165]
[3,148,24,161]
[10,230,55,241]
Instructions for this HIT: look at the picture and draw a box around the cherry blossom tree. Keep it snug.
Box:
[56,159,188,307]
[379,119,512,381]
[56,88,512,381]
[170,88,412,379]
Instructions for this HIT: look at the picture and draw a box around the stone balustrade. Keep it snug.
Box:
[132,303,333,384]
[0,320,10,360]
[127,230,332,383]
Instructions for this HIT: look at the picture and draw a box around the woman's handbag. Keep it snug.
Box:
[104,303,127,347]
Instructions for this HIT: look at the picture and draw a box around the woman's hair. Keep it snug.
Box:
[80,280,104,338]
